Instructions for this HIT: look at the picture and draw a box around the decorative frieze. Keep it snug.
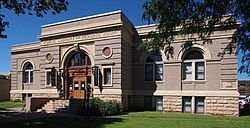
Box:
[42,30,120,45]
[221,81,237,89]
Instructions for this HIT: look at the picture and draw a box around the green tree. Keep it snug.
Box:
[142,0,249,73]
[247,86,250,96]
[0,0,68,38]
[0,74,6,79]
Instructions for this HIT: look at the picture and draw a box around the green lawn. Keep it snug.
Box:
[0,112,250,128]
[0,101,24,108]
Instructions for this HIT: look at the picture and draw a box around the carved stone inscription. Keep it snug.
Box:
[221,81,237,89]
[42,30,120,45]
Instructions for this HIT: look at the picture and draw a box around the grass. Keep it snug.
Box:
[0,112,250,128]
[0,101,24,108]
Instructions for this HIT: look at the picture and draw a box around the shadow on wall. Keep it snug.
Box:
[0,77,11,101]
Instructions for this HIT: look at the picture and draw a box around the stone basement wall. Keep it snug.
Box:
[94,94,122,103]
[10,93,22,101]
[205,96,239,116]
[10,93,60,101]
[163,96,182,112]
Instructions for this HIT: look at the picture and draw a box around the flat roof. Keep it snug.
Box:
[12,41,40,47]
[42,10,122,28]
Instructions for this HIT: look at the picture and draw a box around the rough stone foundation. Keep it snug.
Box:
[94,94,122,103]
[205,96,239,116]
[163,96,182,112]
[10,93,22,101]
[10,92,60,101]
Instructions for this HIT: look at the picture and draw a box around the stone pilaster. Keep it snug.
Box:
[163,96,182,112]
[205,96,239,116]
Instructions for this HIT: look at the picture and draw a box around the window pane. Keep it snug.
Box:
[26,63,33,70]
[23,71,29,83]
[184,50,204,60]
[30,71,33,83]
[195,97,205,114]
[146,53,162,62]
[46,72,51,85]
[145,64,153,81]
[81,81,85,90]
[152,54,162,61]
[195,62,205,80]
[183,97,192,113]
[183,63,192,80]
[74,81,79,90]
[104,68,111,85]
[155,96,163,111]
[68,52,91,67]
[155,64,163,80]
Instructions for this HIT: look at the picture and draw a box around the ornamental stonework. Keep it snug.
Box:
[42,30,120,45]
[221,81,237,89]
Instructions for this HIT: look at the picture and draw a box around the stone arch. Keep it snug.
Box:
[139,51,166,63]
[61,44,95,69]
[20,59,35,71]
[176,44,211,60]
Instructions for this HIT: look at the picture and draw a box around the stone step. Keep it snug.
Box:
[37,100,70,113]
[36,109,43,112]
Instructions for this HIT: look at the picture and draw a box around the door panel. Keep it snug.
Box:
[67,66,92,99]
[71,77,86,99]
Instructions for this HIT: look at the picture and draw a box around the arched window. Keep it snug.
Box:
[145,53,163,81]
[182,50,205,80]
[68,52,91,67]
[23,62,33,83]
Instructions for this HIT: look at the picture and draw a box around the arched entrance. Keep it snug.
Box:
[64,50,92,99]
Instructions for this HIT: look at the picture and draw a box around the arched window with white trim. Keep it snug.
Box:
[23,62,33,83]
[182,50,205,81]
[145,53,163,81]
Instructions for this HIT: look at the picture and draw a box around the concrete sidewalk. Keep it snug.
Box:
[0,107,23,113]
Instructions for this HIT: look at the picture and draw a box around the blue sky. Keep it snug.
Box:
[0,0,248,80]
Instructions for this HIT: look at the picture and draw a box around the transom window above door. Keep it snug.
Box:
[145,53,163,81]
[68,52,91,67]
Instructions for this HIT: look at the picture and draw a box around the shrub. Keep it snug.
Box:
[89,98,122,116]
[247,86,250,96]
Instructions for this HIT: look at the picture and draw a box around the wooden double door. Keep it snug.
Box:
[68,66,92,99]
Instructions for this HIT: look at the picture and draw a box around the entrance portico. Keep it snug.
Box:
[62,48,93,100]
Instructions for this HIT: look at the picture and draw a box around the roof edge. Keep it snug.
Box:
[12,41,40,47]
[42,10,122,28]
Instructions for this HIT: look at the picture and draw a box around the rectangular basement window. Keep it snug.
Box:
[155,96,163,111]
[195,97,205,114]
[183,96,192,113]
